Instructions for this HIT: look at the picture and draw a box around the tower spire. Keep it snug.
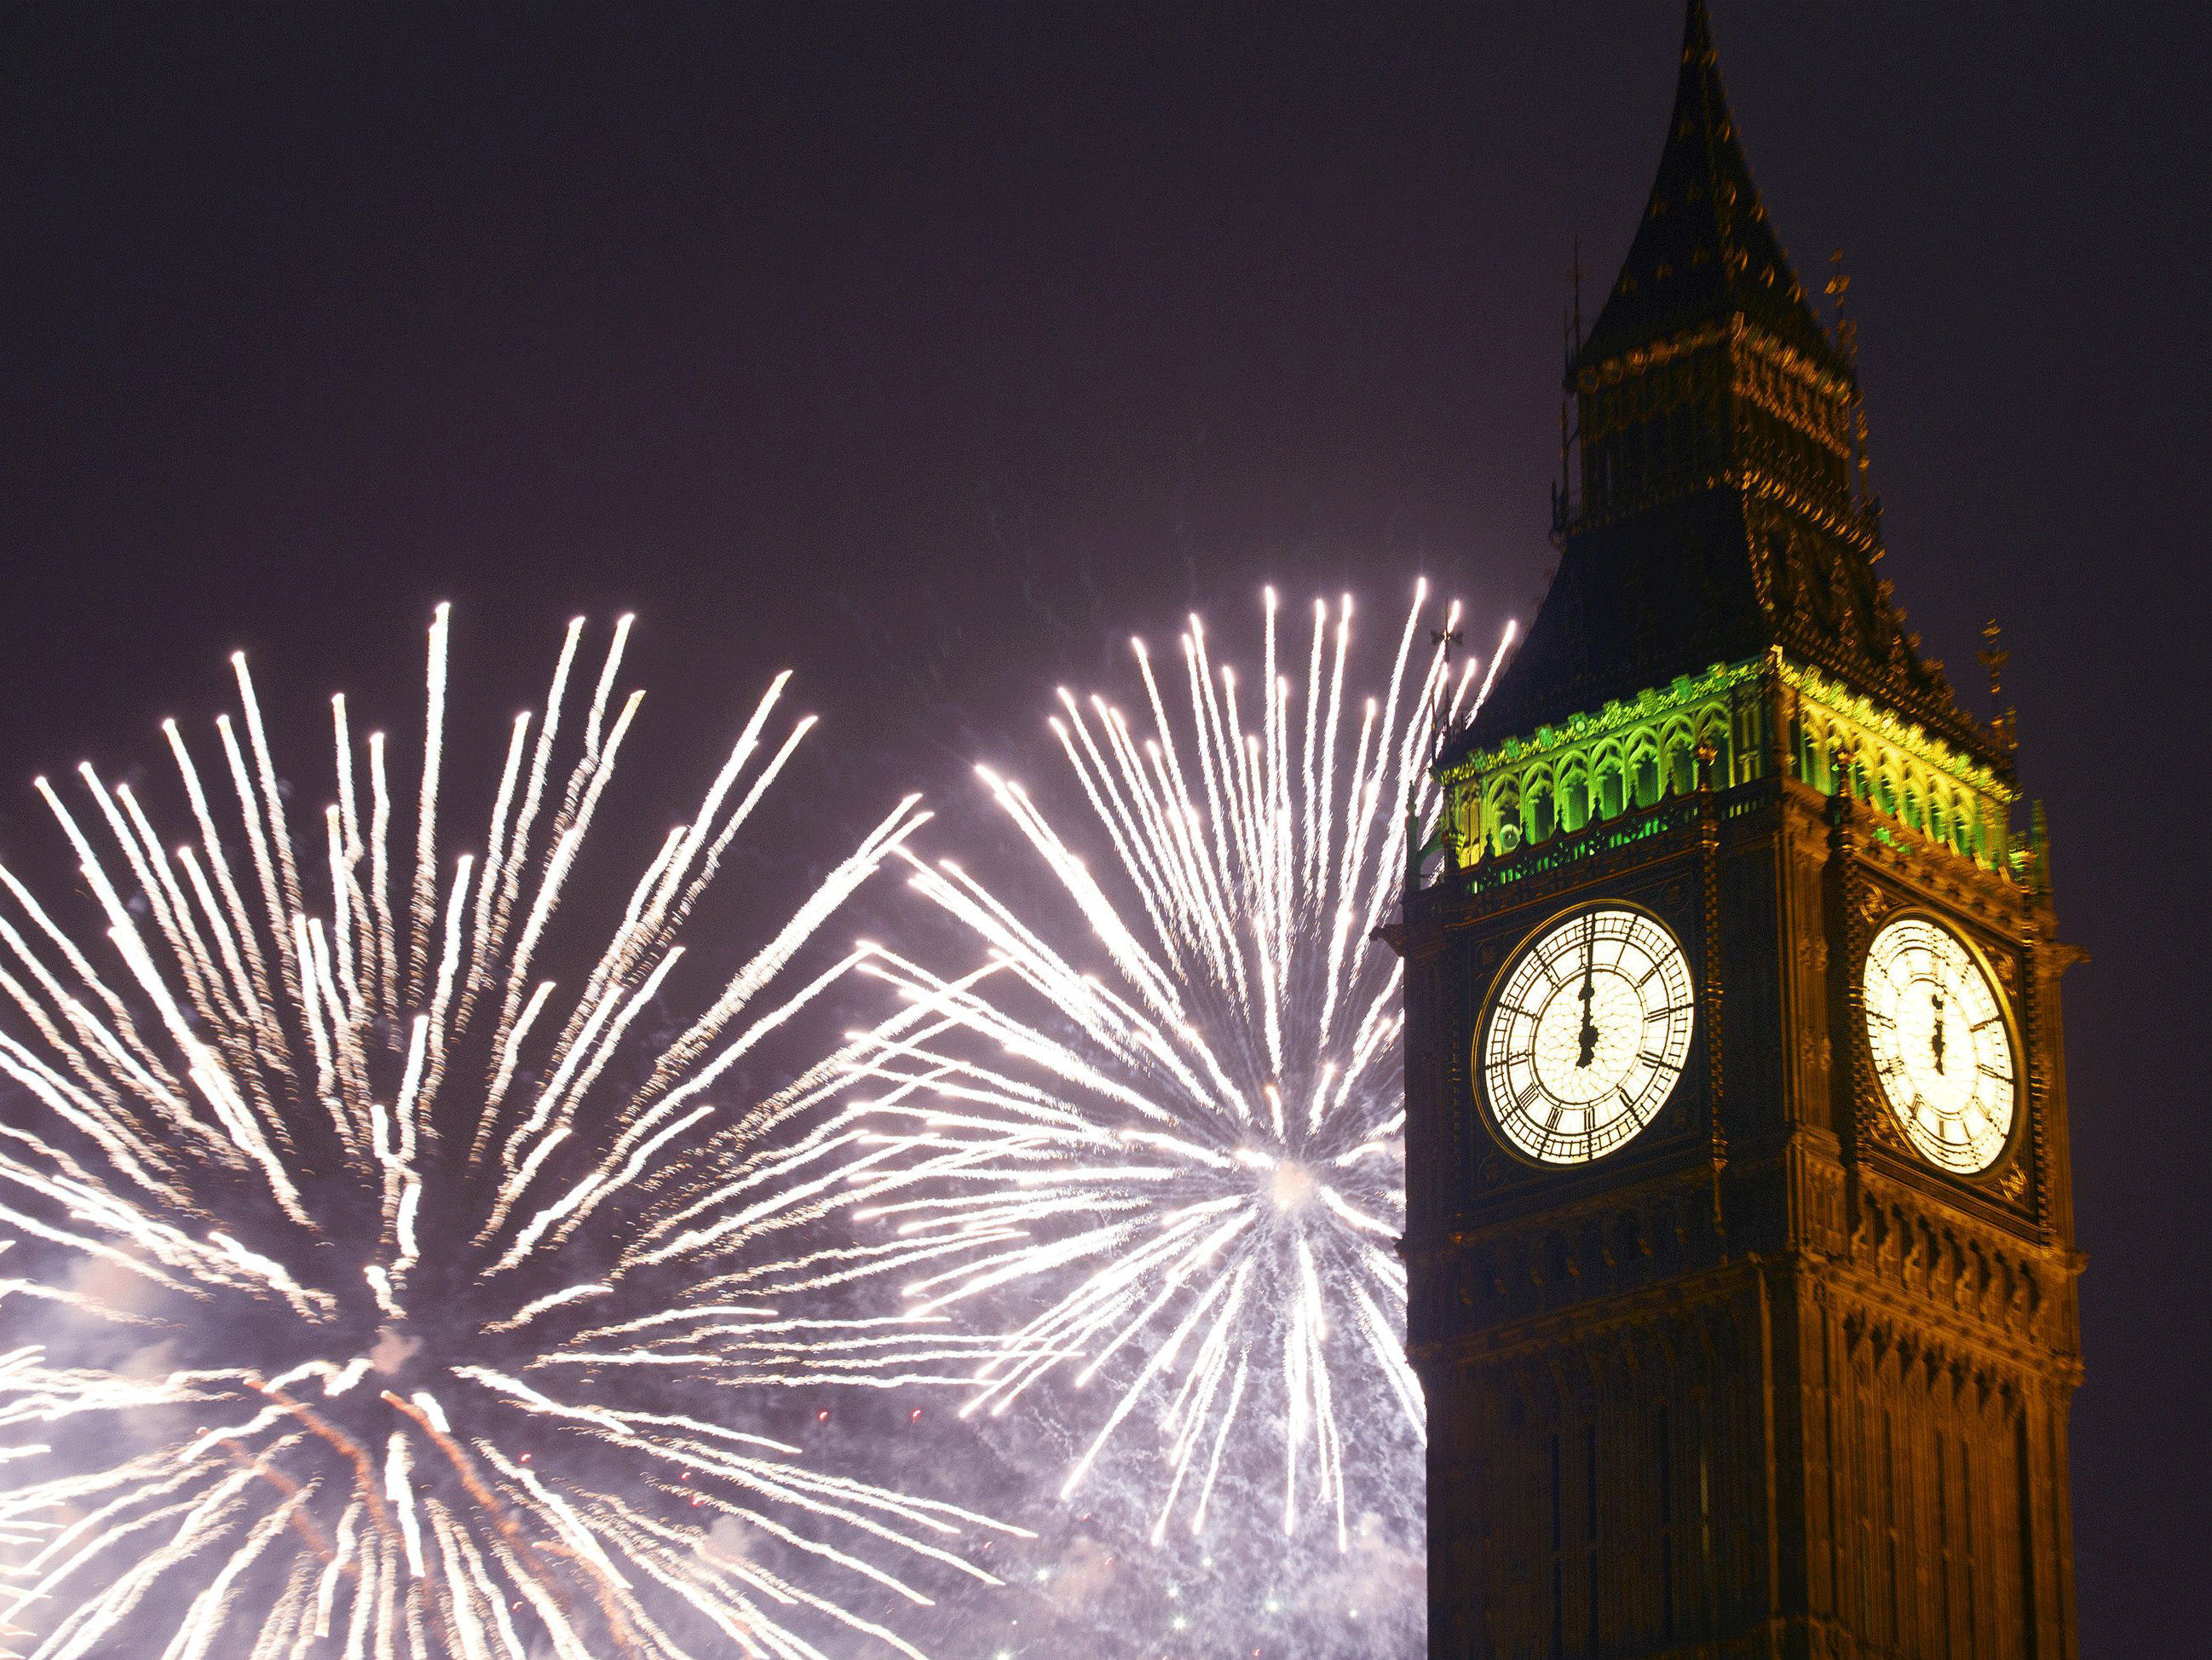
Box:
[1577,0,1841,379]
[1979,619,2019,755]
[1452,0,2008,777]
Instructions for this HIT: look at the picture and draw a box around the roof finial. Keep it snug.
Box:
[1826,248,1881,536]
[1977,620,2018,754]
[1823,248,1855,362]
[1684,0,1716,64]
[1430,613,1466,764]
[1976,618,2008,702]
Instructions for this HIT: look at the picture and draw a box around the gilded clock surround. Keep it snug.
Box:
[1392,6,2082,1657]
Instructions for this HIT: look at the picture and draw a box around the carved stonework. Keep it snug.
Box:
[1854,882,1890,933]
[1866,1100,1909,1152]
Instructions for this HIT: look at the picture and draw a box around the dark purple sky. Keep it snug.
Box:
[3,3,2203,1647]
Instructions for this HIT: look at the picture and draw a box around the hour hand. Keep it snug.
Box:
[1575,978,1599,1068]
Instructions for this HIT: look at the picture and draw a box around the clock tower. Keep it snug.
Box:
[1397,5,2083,1657]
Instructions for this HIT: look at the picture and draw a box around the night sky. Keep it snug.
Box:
[3,3,2205,1650]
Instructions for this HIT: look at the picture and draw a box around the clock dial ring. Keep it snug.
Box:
[1862,913,2019,1175]
[1476,903,1695,1167]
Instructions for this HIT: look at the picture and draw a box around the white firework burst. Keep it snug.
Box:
[836,583,1512,1550]
[0,609,1022,1660]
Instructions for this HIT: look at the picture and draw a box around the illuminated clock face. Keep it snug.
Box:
[1863,915,2018,1174]
[1478,907,1696,1165]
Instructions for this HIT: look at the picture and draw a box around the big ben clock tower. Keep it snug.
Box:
[1398,5,2082,1657]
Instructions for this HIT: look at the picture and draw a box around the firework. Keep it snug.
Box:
[837,584,1511,1552]
[0,610,1023,1660]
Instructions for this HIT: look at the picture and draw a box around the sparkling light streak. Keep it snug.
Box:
[0,612,1022,1659]
[839,584,1507,1553]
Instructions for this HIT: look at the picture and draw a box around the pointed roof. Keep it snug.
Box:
[1576,0,1844,379]
[1444,0,2008,776]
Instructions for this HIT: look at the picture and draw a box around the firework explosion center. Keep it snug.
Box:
[1390,5,2082,1656]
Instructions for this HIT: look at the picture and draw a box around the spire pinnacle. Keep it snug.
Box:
[1978,620,2019,754]
[1576,0,1843,378]
[1685,0,1715,59]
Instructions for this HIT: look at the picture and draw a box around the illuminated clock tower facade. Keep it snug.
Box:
[1397,6,2082,1657]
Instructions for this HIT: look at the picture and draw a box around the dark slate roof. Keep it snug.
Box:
[1575,0,1846,382]
[1462,491,1770,749]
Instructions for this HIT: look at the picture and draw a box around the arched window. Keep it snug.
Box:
[1805,723,1833,793]
[1488,780,1520,857]
[1525,771,1557,844]
[1875,768,1898,818]
[1593,749,1627,821]
[1663,719,1697,798]
[1696,709,1732,787]
[1630,735,1663,809]
[1558,759,1591,833]
[1902,784,1923,834]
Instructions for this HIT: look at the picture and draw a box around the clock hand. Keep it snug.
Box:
[1575,917,1599,1069]
[1930,987,1946,1076]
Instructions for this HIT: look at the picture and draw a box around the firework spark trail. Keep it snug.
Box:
[0,614,1026,1660]
[833,583,1511,1553]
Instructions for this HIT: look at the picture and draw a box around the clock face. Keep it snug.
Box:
[1478,906,1696,1166]
[1863,915,2018,1174]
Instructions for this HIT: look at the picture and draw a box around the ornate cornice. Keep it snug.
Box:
[1780,656,2013,804]
[1442,662,1753,791]
[1575,311,1856,413]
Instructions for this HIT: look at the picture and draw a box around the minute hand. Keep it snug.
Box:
[1575,928,1599,1069]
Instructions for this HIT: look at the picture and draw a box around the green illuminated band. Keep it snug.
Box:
[1437,650,2017,876]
